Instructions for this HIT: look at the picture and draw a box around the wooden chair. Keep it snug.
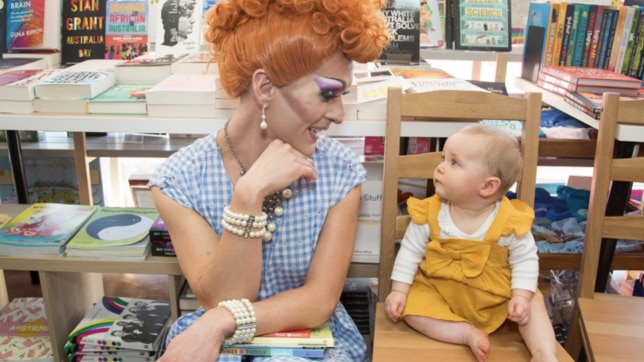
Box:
[564,93,644,362]
[372,87,573,361]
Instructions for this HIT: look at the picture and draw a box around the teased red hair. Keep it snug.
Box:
[204,0,390,97]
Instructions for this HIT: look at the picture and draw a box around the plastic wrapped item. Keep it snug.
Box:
[548,270,579,345]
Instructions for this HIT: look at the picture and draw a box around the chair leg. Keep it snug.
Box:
[564,306,583,361]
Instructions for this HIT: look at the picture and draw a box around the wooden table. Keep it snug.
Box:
[578,293,644,362]
[372,303,573,361]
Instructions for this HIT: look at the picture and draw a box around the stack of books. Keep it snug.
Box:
[65,296,170,361]
[0,297,53,362]
[146,73,219,118]
[0,203,97,256]
[537,65,644,119]
[149,215,174,257]
[220,323,334,358]
[65,206,159,260]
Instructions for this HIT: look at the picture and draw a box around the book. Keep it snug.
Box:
[0,57,48,74]
[145,73,217,105]
[587,4,604,68]
[64,59,127,72]
[2,51,62,68]
[539,66,642,89]
[378,0,421,64]
[0,203,97,256]
[115,53,187,84]
[564,90,644,114]
[67,296,170,353]
[32,98,89,114]
[0,0,6,55]
[6,0,62,52]
[521,1,551,74]
[454,0,512,52]
[537,72,640,96]
[0,99,35,114]
[550,2,569,67]
[149,216,170,242]
[33,70,116,100]
[105,1,150,61]
[178,280,199,312]
[563,4,581,66]
[420,0,444,48]
[543,2,565,67]
[607,5,629,73]
[61,0,108,65]
[406,77,486,94]
[563,96,601,119]
[87,83,153,115]
[0,69,44,96]
[155,0,204,55]
[0,297,53,362]
[170,52,218,75]
[612,6,637,74]
[65,207,158,255]
[225,323,333,349]
[580,5,598,67]
[0,68,62,101]
[596,7,618,70]
[220,345,325,358]
[570,4,590,67]
[558,3,575,65]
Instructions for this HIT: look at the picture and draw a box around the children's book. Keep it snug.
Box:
[229,323,334,348]
[420,0,444,48]
[0,297,54,362]
[0,203,97,256]
[65,207,158,250]
[67,296,171,353]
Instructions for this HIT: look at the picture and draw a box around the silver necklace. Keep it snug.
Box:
[223,120,292,242]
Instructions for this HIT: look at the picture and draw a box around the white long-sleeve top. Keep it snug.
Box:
[391,200,539,292]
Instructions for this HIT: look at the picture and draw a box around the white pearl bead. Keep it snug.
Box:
[282,188,292,199]
[263,231,273,242]
[274,206,284,217]
[267,222,276,232]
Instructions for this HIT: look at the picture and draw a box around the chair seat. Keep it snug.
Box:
[372,303,573,361]
[577,293,644,361]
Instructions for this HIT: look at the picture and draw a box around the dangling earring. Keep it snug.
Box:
[260,104,268,130]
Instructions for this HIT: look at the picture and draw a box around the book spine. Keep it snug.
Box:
[559,4,576,65]
[612,7,635,74]
[624,8,643,75]
[628,11,644,77]
[588,5,605,68]
[220,346,324,358]
[597,8,617,70]
[536,78,568,96]
[543,4,559,67]
[571,4,590,67]
[607,6,628,72]
[538,73,576,92]
[563,97,601,119]
[551,2,568,67]
[581,5,598,67]
[565,4,581,66]
[445,0,455,49]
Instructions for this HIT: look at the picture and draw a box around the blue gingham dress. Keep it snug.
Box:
[148,133,368,361]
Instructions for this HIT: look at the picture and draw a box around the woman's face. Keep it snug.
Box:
[268,51,353,156]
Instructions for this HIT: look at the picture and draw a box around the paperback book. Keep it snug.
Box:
[0,69,45,100]
[537,72,639,96]
[378,0,421,64]
[228,322,334,348]
[220,346,325,358]
[145,73,217,105]
[0,297,53,362]
[5,0,62,52]
[154,0,204,55]
[65,207,158,259]
[66,296,170,356]
[170,52,218,75]
[61,0,108,65]
[539,66,642,89]
[115,53,187,84]
[0,203,98,256]
[33,70,117,100]
[88,83,153,115]
[105,0,150,61]
[454,0,512,51]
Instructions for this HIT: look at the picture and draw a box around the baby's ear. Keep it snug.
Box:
[480,177,501,198]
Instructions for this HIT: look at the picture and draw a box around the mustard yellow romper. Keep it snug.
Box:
[401,195,535,333]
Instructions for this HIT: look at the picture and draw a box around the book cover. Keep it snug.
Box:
[61,0,108,65]
[0,68,60,104]
[220,345,325,358]
[0,203,97,248]
[539,65,642,88]
[67,296,170,353]
[178,281,199,311]
[6,0,62,52]
[378,0,421,65]
[624,7,643,75]
[105,1,149,61]
[467,80,508,95]
[420,0,444,48]
[88,83,152,115]
[628,10,644,77]
[0,57,47,74]
[596,7,617,70]
[145,73,217,105]
[34,70,116,100]
[521,1,550,83]
[66,207,158,249]
[612,6,637,74]
[543,1,561,67]
[149,216,170,242]
[227,322,334,348]
[155,0,203,55]
[0,68,43,90]
[115,53,186,84]
[0,297,53,361]
[405,77,486,94]
[454,0,512,52]
[558,3,575,66]
[607,5,628,72]
[565,90,644,113]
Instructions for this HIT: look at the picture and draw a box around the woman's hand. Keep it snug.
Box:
[157,308,234,361]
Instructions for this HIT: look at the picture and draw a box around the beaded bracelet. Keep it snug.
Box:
[218,298,257,345]
[222,206,268,238]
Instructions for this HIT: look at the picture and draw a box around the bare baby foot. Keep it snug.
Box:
[465,327,490,362]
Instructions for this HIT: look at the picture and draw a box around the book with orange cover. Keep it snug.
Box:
[539,66,642,89]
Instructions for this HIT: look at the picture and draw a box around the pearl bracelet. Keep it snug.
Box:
[222,206,268,238]
[218,298,257,345]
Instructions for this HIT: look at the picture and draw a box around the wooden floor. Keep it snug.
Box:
[4,270,170,301]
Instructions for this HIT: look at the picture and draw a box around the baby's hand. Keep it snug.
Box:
[384,291,406,322]
[508,295,531,326]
